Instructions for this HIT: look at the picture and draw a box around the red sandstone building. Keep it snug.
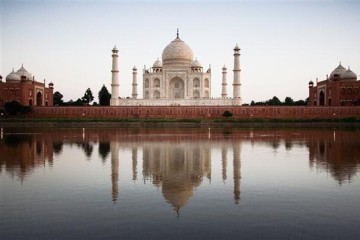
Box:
[308,63,359,106]
[0,64,54,107]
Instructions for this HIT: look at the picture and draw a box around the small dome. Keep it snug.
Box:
[16,64,33,80]
[162,35,193,66]
[6,69,21,82]
[153,58,162,68]
[342,68,357,80]
[191,58,202,68]
[330,63,346,80]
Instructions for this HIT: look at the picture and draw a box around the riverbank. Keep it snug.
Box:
[1,117,360,128]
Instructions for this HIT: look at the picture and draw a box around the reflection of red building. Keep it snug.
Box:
[0,133,54,182]
[309,63,359,106]
[0,64,54,107]
[307,130,360,184]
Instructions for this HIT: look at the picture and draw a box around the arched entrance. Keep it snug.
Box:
[36,91,42,106]
[319,90,325,106]
[169,77,185,99]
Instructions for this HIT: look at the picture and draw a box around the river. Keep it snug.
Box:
[1,126,359,240]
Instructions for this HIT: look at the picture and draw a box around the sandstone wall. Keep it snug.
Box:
[28,106,360,119]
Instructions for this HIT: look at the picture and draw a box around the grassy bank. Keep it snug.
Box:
[1,117,359,128]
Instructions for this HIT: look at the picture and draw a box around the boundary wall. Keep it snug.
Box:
[29,106,360,119]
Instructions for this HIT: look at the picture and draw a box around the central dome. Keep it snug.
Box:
[162,35,193,66]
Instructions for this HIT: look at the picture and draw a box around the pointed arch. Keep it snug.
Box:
[193,78,200,88]
[169,77,185,99]
[193,90,200,99]
[153,78,160,88]
[319,90,325,106]
[36,91,42,106]
[204,90,209,99]
[204,78,209,88]
[154,90,160,99]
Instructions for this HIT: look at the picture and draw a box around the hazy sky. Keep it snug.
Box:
[1,0,359,103]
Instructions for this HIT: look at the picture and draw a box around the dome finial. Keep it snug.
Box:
[177,28,179,38]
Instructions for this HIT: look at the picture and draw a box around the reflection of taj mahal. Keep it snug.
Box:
[3,128,359,215]
[110,141,242,213]
[110,30,242,106]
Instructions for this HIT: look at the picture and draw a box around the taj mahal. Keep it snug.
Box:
[110,30,242,106]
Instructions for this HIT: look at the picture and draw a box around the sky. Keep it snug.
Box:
[1,0,360,103]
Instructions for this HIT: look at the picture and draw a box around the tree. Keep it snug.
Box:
[75,98,85,106]
[82,88,94,105]
[98,85,111,106]
[53,91,64,106]
[267,96,282,106]
[284,96,294,106]
[4,101,32,115]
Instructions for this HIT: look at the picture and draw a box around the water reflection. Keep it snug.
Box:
[1,127,359,205]
[0,131,54,182]
[308,130,360,184]
[108,135,242,210]
[139,141,241,212]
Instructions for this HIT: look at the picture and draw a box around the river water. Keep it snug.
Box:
[1,126,359,240]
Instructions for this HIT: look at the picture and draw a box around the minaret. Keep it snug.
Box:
[110,46,119,106]
[132,66,138,99]
[222,65,227,98]
[233,44,241,103]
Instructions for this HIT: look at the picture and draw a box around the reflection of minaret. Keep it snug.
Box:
[222,146,228,181]
[204,147,211,181]
[132,147,137,181]
[111,141,120,202]
[233,142,241,204]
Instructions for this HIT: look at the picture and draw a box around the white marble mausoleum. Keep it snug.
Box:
[110,31,242,106]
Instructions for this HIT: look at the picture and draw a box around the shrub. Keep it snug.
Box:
[223,110,233,118]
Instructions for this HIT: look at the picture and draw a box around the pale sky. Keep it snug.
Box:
[1,0,359,103]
